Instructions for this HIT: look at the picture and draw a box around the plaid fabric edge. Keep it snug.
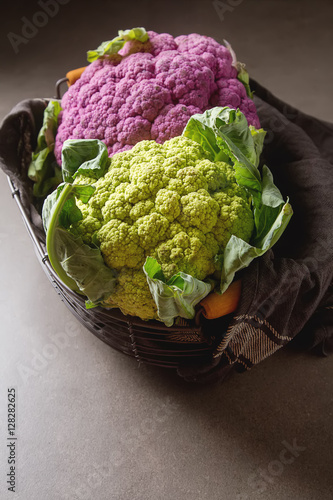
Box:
[213,314,293,370]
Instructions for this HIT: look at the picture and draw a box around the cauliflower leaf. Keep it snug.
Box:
[143,257,212,327]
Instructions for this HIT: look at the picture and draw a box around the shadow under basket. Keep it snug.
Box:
[8,176,226,369]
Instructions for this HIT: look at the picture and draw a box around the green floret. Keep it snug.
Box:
[168,166,209,195]
[195,160,229,192]
[125,161,168,203]
[101,192,132,222]
[70,135,255,321]
[155,189,181,221]
[164,136,206,165]
[153,228,219,281]
[212,178,254,247]
[178,189,220,233]
[97,219,145,269]
[135,213,170,250]
[103,268,158,321]
[70,213,102,244]
[129,199,155,220]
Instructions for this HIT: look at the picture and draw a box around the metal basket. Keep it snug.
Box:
[8,176,226,369]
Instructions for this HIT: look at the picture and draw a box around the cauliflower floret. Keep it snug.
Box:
[101,192,132,222]
[129,199,155,220]
[151,104,202,143]
[70,136,254,321]
[97,219,144,269]
[212,190,254,247]
[70,213,102,244]
[135,213,170,250]
[104,268,158,320]
[54,30,260,163]
[179,189,220,233]
[195,159,228,192]
[155,189,181,222]
[153,228,219,281]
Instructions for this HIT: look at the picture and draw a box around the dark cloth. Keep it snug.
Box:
[0,98,49,240]
[1,85,333,384]
[179,82,333,382]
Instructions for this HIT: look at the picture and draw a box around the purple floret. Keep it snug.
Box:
[54,31,260,163]
[151,104,202,143]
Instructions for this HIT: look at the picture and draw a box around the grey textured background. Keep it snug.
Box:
[0,1,333,499]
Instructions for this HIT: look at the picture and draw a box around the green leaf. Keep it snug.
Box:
[61,139,110,183]
[220,202,293,292]
[143,257,212,327]
[256,201,293,250]
[30,148,63,198]
[87,38,124,62]
[28,100,62,198]
[260,165,284,207]
[237,64,253,99]
[35,100,62,152]
[53,228,117,304]
[253,165,286,245]
[42,183,94,289]
[42,183,95,233]
[182,115,228,162]
[118,27,149,43]
[250,126,266,168]
[42,182,117,302]
[87,27,149,62]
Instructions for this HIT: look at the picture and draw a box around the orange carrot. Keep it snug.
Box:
[66,66,87,87]
[199,280,241,319]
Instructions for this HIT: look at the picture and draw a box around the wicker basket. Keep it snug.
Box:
[7,176,229,369]
[3,76,332,379]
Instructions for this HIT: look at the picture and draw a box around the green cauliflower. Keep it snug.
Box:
[70,135,254,320]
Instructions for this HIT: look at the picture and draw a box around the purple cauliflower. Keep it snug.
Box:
[54,31,260,163]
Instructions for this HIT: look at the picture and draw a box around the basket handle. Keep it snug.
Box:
[55,66,88,99]
[7,176,48,263]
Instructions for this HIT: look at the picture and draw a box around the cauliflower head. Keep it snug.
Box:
[55,31,260,163]
[70,136,254,320]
